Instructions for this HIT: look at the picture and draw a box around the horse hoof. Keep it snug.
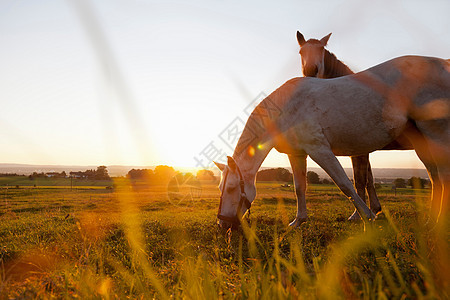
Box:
[375,211,386,220]
[348,211,362,222]
[289,218,307,228]
[348,218,362,222]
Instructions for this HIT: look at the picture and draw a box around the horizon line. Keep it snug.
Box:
[0,162,427,170]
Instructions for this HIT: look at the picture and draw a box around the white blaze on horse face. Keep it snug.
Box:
[298,33,331,78]
[218,167,243,221]
[300,43,325,77]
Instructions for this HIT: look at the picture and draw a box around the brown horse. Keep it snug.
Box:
[297,31,352,78]
[296,31,412,220]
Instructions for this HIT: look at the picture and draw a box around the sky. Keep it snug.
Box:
[0,0,449,170]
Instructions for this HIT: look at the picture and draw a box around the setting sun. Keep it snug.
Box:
[1,0,448,171]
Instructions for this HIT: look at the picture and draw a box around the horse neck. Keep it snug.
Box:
[233,143,272,183]
[322,50,354,78]
[232,79,298,182]
[232,128,273,183]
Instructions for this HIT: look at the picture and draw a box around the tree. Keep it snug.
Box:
[197,169,215,181]
[154,165,176,183]
[95,166,110,180]
[30,172,46,179]
[393,178,406,188]
[183,172,196,184]
[407,177,427,189]
[276,168,293,182]
[256,168,293,182]
[69,167,110,180]
[322,178,333,185]
[127,169,154,180]
[173,172,185,184]
[307,171,320,184]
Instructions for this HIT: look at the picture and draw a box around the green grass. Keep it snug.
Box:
[0,181,447,299]
[0,175,113,187]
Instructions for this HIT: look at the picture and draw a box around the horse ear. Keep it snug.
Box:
[227,156,237,171]
[296,31,306,46]
[320,33,332,46]
[213,161,226,172]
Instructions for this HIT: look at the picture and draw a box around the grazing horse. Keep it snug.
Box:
[215,55,449,230]
[296,31,413,220]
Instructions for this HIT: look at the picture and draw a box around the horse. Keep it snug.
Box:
[296,31,413,221]
[214,55,450,230]
[296,31,352,78]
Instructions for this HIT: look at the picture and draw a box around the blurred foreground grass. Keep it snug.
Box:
[0,179,448,299]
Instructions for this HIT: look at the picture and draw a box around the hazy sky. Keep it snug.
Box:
[0,0,449,170]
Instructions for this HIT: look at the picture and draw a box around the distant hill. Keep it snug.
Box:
[0,164,154,177]
[0,164,428,181]
[255,167,428,183]
[307,167,429,183]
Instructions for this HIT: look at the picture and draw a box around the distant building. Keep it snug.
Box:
[46,171,67,178]
[46,172,61,178]
[70,171,87,179]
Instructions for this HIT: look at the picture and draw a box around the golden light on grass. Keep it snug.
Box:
[97,277,112,298]
[0,178,447,298]
[113,177,169,299]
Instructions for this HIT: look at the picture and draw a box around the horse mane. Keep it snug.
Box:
[322,49,354,78]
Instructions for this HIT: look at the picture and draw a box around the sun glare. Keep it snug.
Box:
[248,146,255,157]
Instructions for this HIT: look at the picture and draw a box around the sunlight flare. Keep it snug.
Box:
[248,146,255,157]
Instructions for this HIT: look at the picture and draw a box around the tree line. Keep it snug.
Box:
[69,166,110,180]
[127,166,216,184]
[256,169,331,185]
[16,164,429,189]
[256,169,430,189]
[393,177,430,189]
[27,166,110,180]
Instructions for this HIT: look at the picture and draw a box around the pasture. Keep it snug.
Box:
[0,179,447,299]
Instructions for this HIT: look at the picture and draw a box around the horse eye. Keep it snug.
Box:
[226,185,236,192]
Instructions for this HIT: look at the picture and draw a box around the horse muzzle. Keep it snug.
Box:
[217,218,239,230]
[303,65,319,77]
[217,210,243,229]
[217,162,252,231]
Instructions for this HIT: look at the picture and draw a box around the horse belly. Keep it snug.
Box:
[326,125,394,156]
[320,96,407,156]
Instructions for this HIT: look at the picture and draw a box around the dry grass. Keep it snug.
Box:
[0,180,448,299]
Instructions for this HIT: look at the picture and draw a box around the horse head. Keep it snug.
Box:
[296,31,332,77]
[214,156,255,229]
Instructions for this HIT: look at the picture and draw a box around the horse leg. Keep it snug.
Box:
[425,143,450,224]
[415,140,449,224]
[348,155,369,220]
[366,161,382,215]
[306,145,375,224]
[411,121,450,297]
[407,123,448,223]
[419,142,449,223]
[416,148,443,222]
[438,167,449,225]
[348,155,381,221]
[349,155,383,221]
[288,154,308,227]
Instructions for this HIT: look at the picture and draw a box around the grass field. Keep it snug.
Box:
[0,176,113,188]
[0,178,448,299]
